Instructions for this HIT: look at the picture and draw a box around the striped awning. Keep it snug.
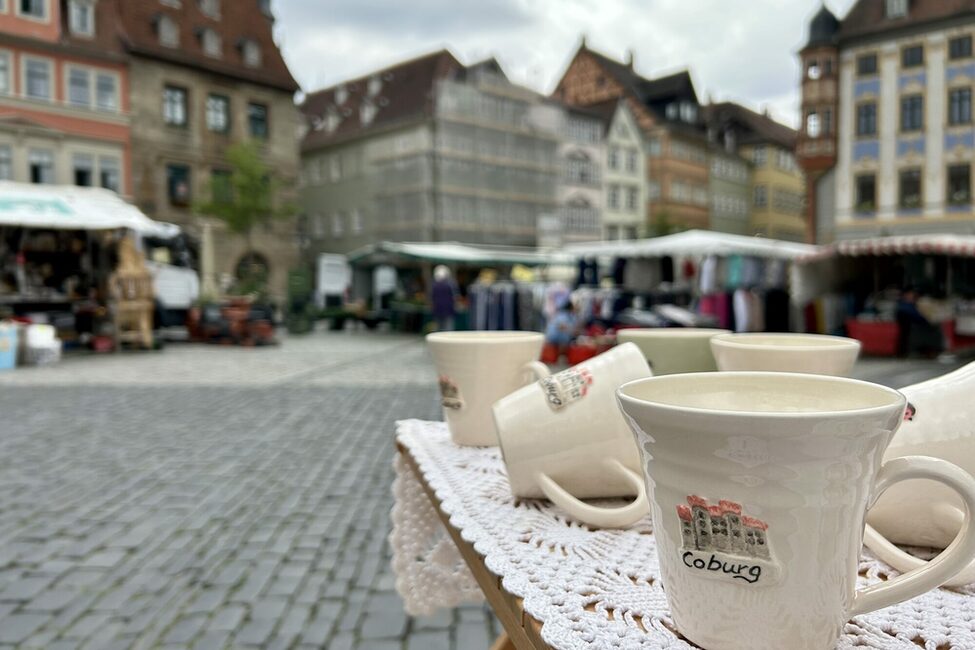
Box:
[798,234,975,263]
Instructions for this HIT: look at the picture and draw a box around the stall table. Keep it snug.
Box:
[391,419,975,650]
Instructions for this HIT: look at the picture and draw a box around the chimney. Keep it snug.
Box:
[581,33,588,48]
[626,49,634,69]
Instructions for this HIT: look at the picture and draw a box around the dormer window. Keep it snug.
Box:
[335,84,348,105]
[679,101,697,123]
[241,39,261,67]
[199,0,219,18]
[665,103,678,119]
[69,0,94,37]
[157,15,179,47]
[324,109,341,133]
[360,101,377,125]
[258,0,272,17]
[201,28,221,58]
[886,0,908,19]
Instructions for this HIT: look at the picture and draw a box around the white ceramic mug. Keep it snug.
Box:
[710,332,861,376]
[865,359,975,586]
[492,343,651,528]
[427,331,548,447]
[617,327,729,375]
[617,372,975,650]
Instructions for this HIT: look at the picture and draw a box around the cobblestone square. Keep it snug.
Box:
[0,331,963,649]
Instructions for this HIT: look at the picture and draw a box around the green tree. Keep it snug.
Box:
[195,141,295,293]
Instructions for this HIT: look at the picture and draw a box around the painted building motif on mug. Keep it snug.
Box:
[539,367,594,410]
[676,496,780,585]
[438,375,463,410]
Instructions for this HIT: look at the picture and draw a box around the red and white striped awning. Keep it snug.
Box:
[798,235,975,263]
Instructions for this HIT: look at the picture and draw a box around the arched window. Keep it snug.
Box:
[806,111,821,137]
[566,150,595,184]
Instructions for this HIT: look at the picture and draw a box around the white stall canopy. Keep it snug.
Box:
[565,230,818,261]
[0,181,179,238]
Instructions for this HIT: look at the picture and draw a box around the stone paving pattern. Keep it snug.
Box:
[0,333,499,649]
[0,331,963,649]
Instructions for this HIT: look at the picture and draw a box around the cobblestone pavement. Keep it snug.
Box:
[0,331,966,649]
[0,332,499,650]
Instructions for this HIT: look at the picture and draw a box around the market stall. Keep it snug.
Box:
[0,182,185,356]
[565,230,820,334]
[346,241,573,333]
[792,235,975,356]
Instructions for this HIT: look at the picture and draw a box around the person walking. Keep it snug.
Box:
[431,265,457,331]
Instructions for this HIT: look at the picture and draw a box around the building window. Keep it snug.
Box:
[211,169,232,203]
[608,184,620,209]
[0,146,10,180]
[901,94,923,131]
[331,213,344,237]
[69,0,93,36]
[28,149,54,184]
[242,40,261,67]
[822,108,833,135]
[163,86,187,126]
[0,53,9,95]
[856,174,876,211]
[626,186,638,211]
[329,156,341,181]
[886,0,907,19]
[68,67,90,107]
[857,103,877,136]
[899,168,922,208]
[360,102,377,125]
[24,58,51,100]
[248,102,268,138]
[806,60,821,80]
[948,164,971,205]
[647,180,660,200]
[753,185,767,208]
[949,88,972,125]
[99,156,120,192]
[18,0,46,19]
[350,208,363,234]
[199,0,219,18]
[566,152,595,184]
[167,164,191,206]
[647,137,661,157]
[751,145,766,166]
[857,53,878,76]
[158,15,179,47]
[902,45,924,68]
[206,94,230,133]
[607,146,619,170]
[201,29,221,58]
[96,74,117,112]
[950,35,973,60]
[625,148,637,172]
[72,153,93,186]
[258,0,271,17]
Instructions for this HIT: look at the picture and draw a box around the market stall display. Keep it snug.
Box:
[793,235,975,357]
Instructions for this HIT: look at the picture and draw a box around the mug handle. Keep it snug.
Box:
[851,456,975,617]
[536,458,648,529]
[863,504,975,588]
[524,360,551,381]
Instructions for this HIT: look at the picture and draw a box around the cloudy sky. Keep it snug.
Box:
[273,0,856,128]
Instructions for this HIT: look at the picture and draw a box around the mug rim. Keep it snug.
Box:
[710,332,861,352]
[426,330,544,344]
[617,371,905,419]
[618,327,731,339]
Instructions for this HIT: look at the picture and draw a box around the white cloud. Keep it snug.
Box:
[274,0,857,126]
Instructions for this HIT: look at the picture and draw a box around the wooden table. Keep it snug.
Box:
[397,441,550,650]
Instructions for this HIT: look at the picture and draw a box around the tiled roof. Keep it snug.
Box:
[300,50,463,151]
[637,70,696,105]
[116,0,298,92]
[839,0,975,42]
[703,101,797,149]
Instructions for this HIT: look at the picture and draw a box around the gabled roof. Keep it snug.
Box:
[839,0,975,42]
[703,102,797,149]
[300,49,463,151]
[637,70,697,105]
[115,0,298,92]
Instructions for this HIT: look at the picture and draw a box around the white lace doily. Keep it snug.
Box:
[390,419,975,649]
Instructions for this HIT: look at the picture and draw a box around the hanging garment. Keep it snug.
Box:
[661,256,675,283]
[741,257,763,288]
[624,258,660,293]
[612,258,627,286]
[764,259,787,289]
[699,256,719,295]
[764,288,790,332]
[726,255,744,289]
[749,290,765,332]
[733,288,751,333]
[681,258,696,282]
